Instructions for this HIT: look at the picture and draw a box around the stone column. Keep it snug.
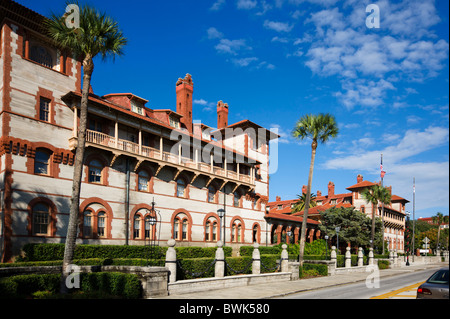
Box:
[393,251,398,267]
[368,248,374,265]
[252,243,260,275]
[389,250,394,267]
[330,246,337,267]
[281,244,289,272]
[358,247,364,267]
[165,239,177,283]
[345,247,351,268]
[215,241,225,278]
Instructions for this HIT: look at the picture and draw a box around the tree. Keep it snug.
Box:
[45,3,127,293]
[431,212,449,250]
[361,185,391,251]
[291,192,316,214]
[318,206,383,252]
[291,113,339,266]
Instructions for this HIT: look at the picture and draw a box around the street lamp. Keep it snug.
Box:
[287,230,292,244]
[217,208,225,244]
[324,235,329,260]
[335,227,340,254]
[405,211,410,266]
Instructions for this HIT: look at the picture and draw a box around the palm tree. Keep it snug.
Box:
[291,192,317,214]
[45,3,127,293]
[361,184,391,251]
[292,113,339,266]
[432,212,449,250]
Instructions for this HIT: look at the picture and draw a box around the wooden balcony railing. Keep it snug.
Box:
[83,129,254,184]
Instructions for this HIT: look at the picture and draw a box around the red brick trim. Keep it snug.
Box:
[34,87,56,124]
[79,197,113,239]
[83,153,109,186]
[170,208,192,242]
[129,203,157,241]
[135,166,154,193]
[229,216,245,243]
[202,212,221,242]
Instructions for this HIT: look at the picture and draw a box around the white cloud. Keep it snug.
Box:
[215,38,250,55]
[237,0,258,10]
[207,27,224,39]
[210,0,226,11]
[232,57,258,67]
[263,20,294,32]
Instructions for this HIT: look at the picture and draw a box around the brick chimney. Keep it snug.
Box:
[217,100,229,129]
[317,190,322,197]
[176,74,194,134]
[302,185,307,194]
[328,181,335,197]
[276,196,281,202]
[357,174,363,183]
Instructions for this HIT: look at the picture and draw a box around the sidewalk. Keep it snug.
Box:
[155,262,445,299]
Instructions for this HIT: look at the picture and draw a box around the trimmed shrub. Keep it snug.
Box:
[0,274,60,298]
[299,263,328,278]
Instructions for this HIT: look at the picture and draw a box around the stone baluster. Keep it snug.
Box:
[389,250,394,267]
[358,247,364,266]
[330,246,337,267]
[393,251,398,267]
[165,239,177,283]
[368,248,374,265]
[281,244,289,272]
[252,243,260,275]
[215,241,225,278]
[345,247,351,268]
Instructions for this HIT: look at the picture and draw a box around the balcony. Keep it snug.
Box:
[69,129,255,187]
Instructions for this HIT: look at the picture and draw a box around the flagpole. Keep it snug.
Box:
[412,177,415,262]
[381,153,385,255]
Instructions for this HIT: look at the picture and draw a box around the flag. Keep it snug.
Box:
[380,154,385,179]
[381,170,386,178]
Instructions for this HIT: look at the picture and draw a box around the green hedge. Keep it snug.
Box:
[0,272,141,299]
[299,263,328,278]
[19,243,232,262]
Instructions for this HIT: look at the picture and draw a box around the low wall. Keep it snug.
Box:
[168,272,292,296]
[0,265,169,298]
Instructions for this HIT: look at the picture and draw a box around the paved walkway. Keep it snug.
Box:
[155,262,446,299]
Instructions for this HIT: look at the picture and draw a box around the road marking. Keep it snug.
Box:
[370,281,425,299]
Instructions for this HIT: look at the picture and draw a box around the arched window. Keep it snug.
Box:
[182,220,188,240]
[176,178,186,197]
[174,218,180,240]
[208,185,216,203]
[83,211,92,237]
[205,217,219,242]
[138,170,150,191]
[133,214,141,239]
[32,203,49,235]
[205,220,211,241]
[231,224,236,242]
[231,219,244,243]
[34,149,51,175]
[97,212,106,237]
[253,224,260,243]
[144,215,153,239]
[88,159,103,183]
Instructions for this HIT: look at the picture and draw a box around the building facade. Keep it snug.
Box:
[267,174,409,252]
[0,0,278,261]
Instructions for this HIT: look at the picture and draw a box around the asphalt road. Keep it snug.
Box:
[278,267,440,299]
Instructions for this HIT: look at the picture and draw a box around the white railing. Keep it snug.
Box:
[84,129,252,184]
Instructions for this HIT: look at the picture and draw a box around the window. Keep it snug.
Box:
[29,44,53,68]
[144,216,153,239]
[97,212,106,237]
[176,178,186,197]
[208,185,216,203]
[39,97,50,122]
[253,225,260,243]
[133,215,141,239]
[234,192,240,207]
[205,218,219,242]
[174,219,179,240]
[231,219,244,243]
[33,203,49,235]
[88,119,103,132]
[182,220,188,240]
[34,149,51,175]
[83,211,92,237]
[169,116,180,128]
[131,99,144,115]
[253,198,259,210]
[173,212,190,241]
[88,160,103,183]
[138,170,150,191]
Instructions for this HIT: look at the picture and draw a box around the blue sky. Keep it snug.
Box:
[20,0,448,218]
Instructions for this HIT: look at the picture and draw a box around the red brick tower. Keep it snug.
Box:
[176,74,194,133]
[217,100,229,129]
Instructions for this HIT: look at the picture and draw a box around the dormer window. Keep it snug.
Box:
[169,116,180,128]
[30,44,54,68]
[131,99,144,115]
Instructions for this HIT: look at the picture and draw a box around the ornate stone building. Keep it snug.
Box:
[0,0,278,261]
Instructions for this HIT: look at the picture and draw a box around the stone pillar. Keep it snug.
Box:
[215,241,225,278]
[330,246,337,267]
[358,247,364,267]
[252,243,260,275]
[281,244,289,272]
[393,251,398,267]
[165,239,177,283]
[368,248,374,265]
[345,247,351,268]
[389,250,394,267]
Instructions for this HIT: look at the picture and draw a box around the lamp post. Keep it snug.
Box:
[287,230,292,244]
[325,235,329,260]
[218,208,225,245]
[405,211,410,266]
[335,226,340,254]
